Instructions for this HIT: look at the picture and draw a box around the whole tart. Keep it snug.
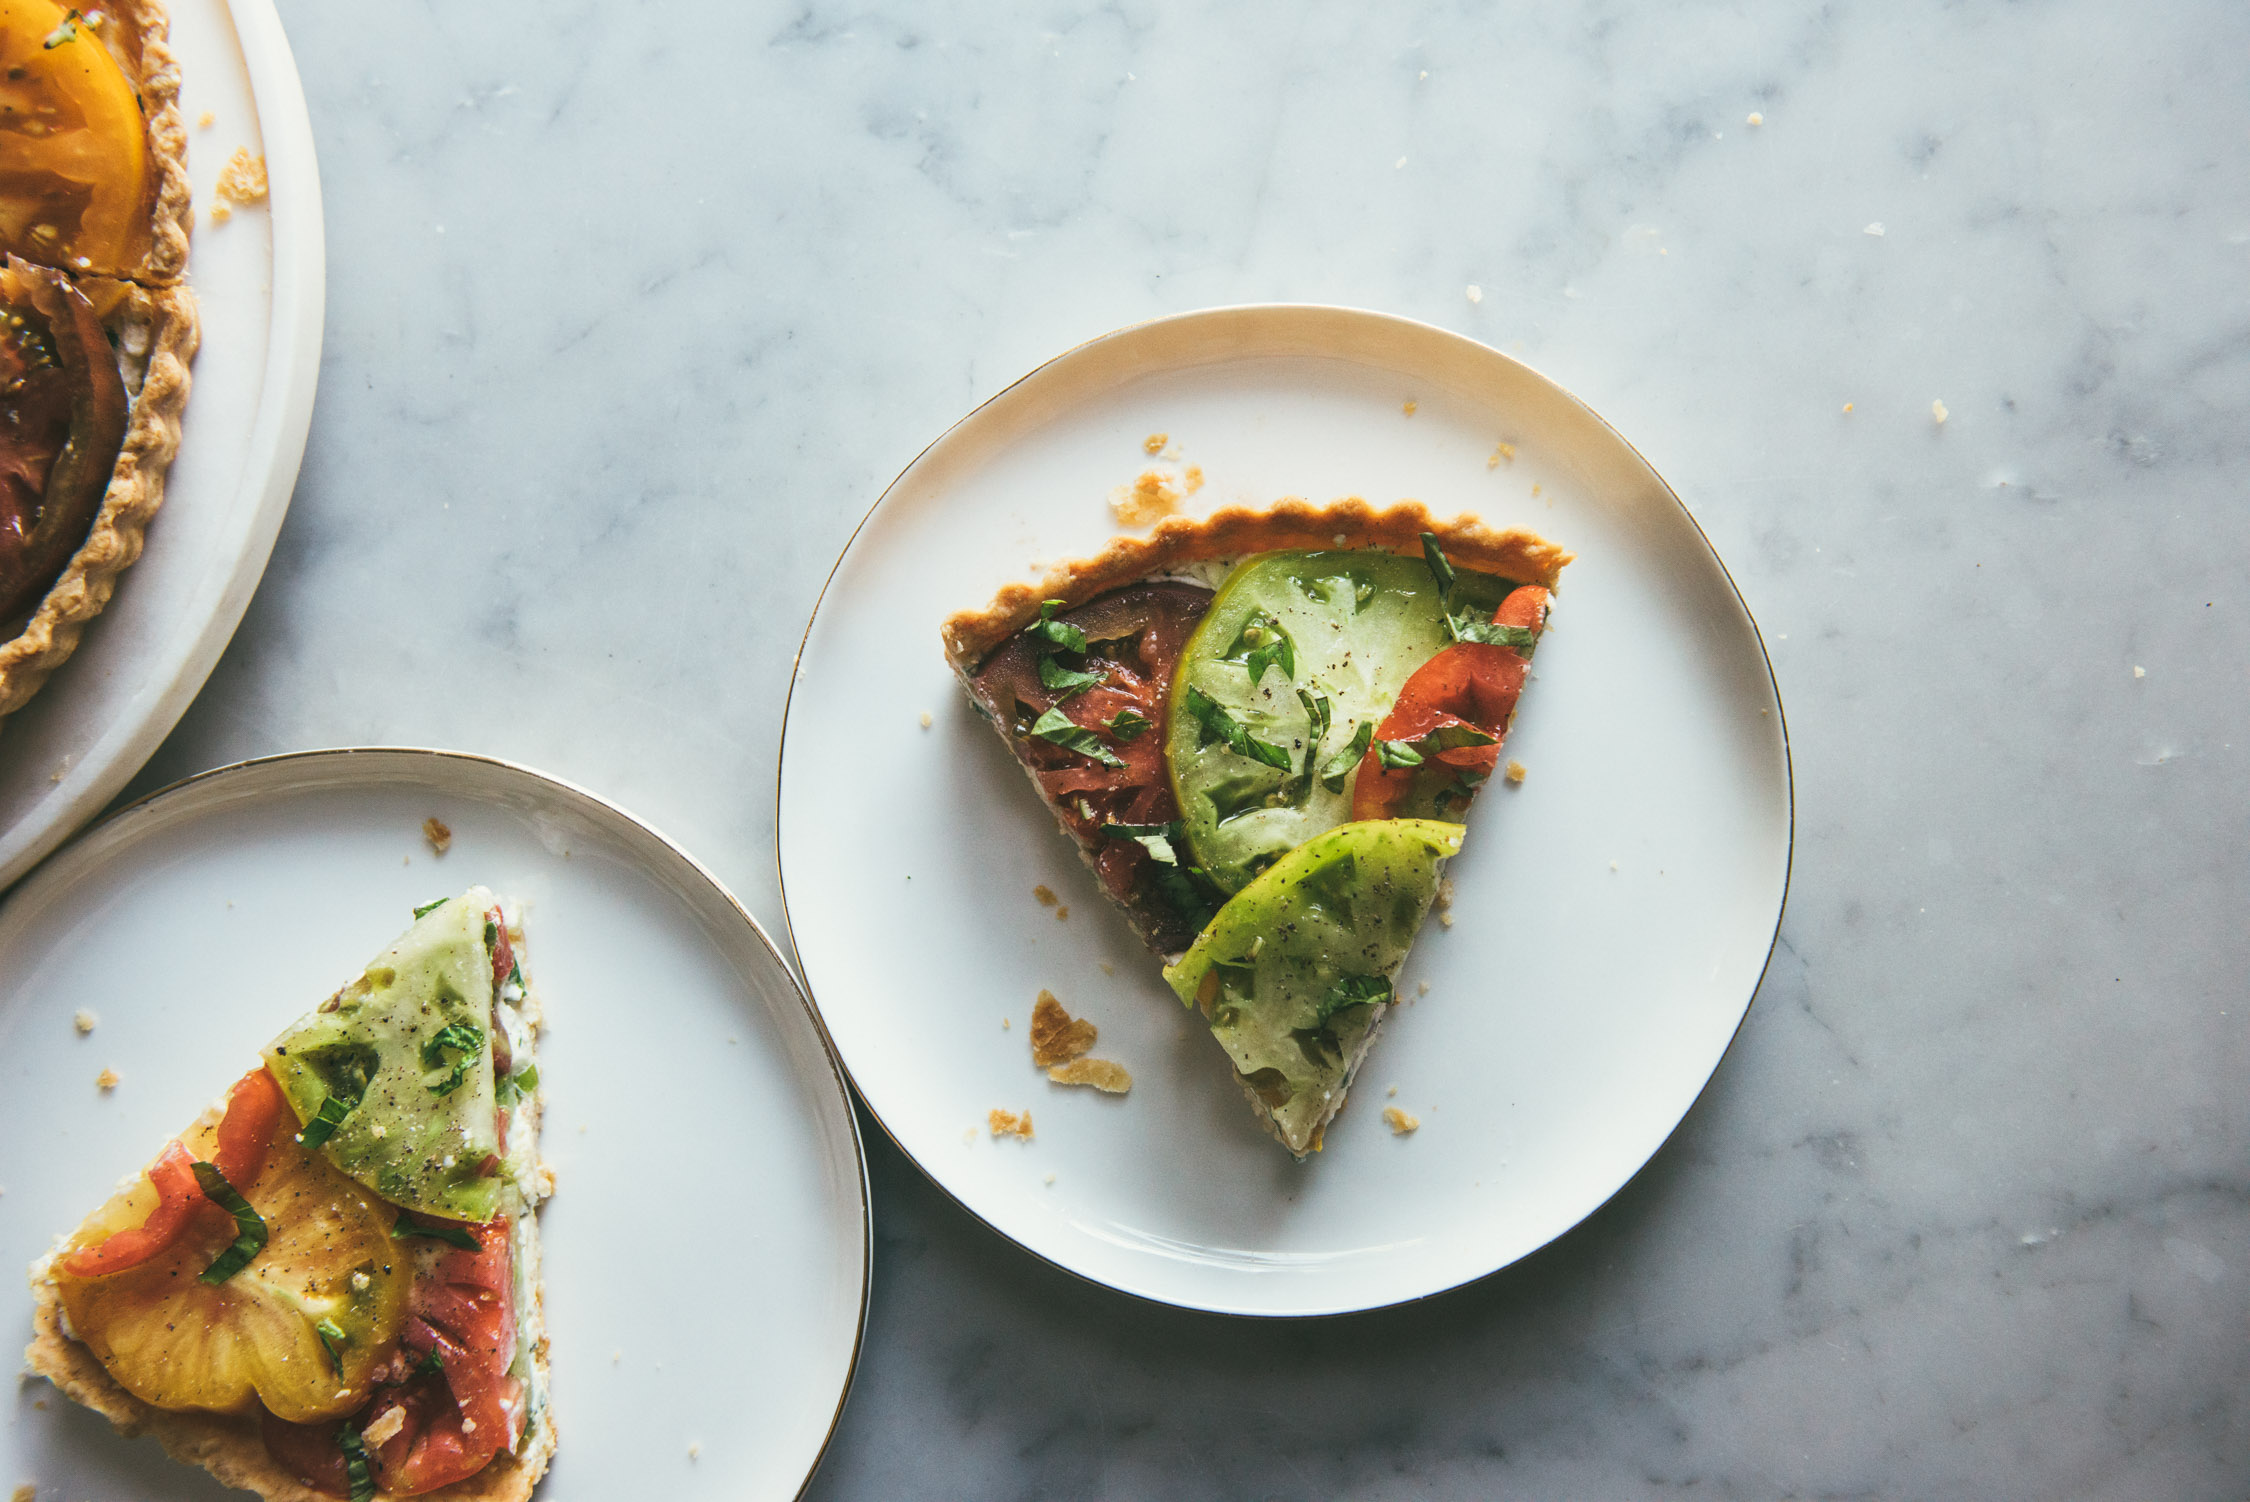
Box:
[0,0,198,720]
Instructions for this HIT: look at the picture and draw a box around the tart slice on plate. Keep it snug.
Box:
[0,0,197,721]
[944,499,1571,1156]
[25,888,555,1501]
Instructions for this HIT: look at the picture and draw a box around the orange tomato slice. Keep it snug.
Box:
[55,1100,411,1424]
[0,0,152,274]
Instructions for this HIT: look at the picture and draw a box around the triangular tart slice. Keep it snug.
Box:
[25,888,555,1501]
[945,499,1570,1155]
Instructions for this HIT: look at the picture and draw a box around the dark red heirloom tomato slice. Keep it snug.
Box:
[1352,585,1552,822]
[367,1216,524,1495]
[60,1066,285,1279]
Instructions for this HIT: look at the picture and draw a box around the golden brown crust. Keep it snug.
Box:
[940,497,1573,671]
[0,280,197,717]
[89,0,194,284]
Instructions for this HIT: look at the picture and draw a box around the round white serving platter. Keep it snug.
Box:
[779,303,1792,1317]
[0,750,868,1499]
[0,0,324,891]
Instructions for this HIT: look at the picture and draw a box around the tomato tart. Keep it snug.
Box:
[944,499,1571,1156]
[25,889,555,1501]
[0,0,198,721]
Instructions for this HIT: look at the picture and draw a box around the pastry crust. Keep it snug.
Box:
[81,0,195,285]
[941,496,1574,671]
[0,280,197,717]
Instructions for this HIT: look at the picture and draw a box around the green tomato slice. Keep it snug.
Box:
[1164,550,1511,893]
[1163,818,1464,1155]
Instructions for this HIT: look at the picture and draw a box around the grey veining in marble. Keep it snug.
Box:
[117,0,2248,1496]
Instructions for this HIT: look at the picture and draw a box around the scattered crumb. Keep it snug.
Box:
[963,1126,976,1143]
[1864,222,1885,237]
[988,1108,1034,1140]
[1395,156,1407,169]
[1143,432,1167,455]
[919,711,933,729]
[1031,990,1098,1067]
[1531,483,1542,497]
[12,1484,33,1502]
[1434,877,1456,910]
[688,1444,701,1460]
[1109,469,1183,528]
[1183,463,1204,494]
[1417,981,1429,996]
[208,201,231,224]
[96,1068,119,1091]
[1466,284,1483,303]
[422,817,452,855]
[612,1350,622,1363]
[216,147,268,205]
[1747,111,1764,126]
[73,1009,96,1035]
[1044,1173,1056,1186]
[1931,398,1949,425]
[363,1405,408,1447]
[196,110,214,129]
[1033,885,1058,908]
[1049,1057,1132,1093]
[1098,960,1114,975]
[1438,911,1455,929]
[1504,759,1528,784]
[2133,665,2146,678]
[1842,402,1854,413]
[1055,906,1069,922]
[1387,1084,1398,1097]
[1002,1017,1011,1030]
[1402,400,1418,416]
[1487,441,1515,468]
[1383,1106,1421,1135]
[1610,860,1620,871]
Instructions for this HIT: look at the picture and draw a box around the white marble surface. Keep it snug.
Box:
[99,0,2250,1496]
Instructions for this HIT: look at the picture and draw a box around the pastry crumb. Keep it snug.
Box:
[1109,469,1183,528]
[73,1008,97,1035]
[1531,483,1542,497]
[1842,402,1854,413]
[1183,463,1204,494]
[2133,665,2146,678]
[1383,1106,1421,1135]
[422,817,452,855]
[1031,990,1098,1067]
[1044,1173,1056,1185]
[919,711,933,728]
[1402,400,1418,416]
[1438,910,1455,929]
[1143,432,1167,454]
[1055,906,1069,921]
[1487,441,1515,468]
[13,1483,35,1502]
[1417,981,1429,995]
[1033,885,1058,908]
[1434,877,1456,910]
[1098,960,1114,975]
[216,147,268,205]
[988,1108,1034,1140]
[1932,398,1949,425]
[1504,759,1528,783]
[1747,111,1764,126]
[1865,222,1885,237]
[688,1443,701,1460]
[1387,1084,1398,1097]
[196,110,214,129]
[96,1068,119,1091]
[1466,284,1483,303]
[208,200,231,224]
[1049,1057,1132,1093]
[1001,1017,1011,1030]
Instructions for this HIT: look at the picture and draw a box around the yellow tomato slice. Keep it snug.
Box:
[0,0,151,274]
[56,1106,411,1423]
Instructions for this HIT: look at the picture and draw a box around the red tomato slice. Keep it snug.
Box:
[60,1066,286,1279]
[1352,586,1550,822]
[373,1216,523,1495]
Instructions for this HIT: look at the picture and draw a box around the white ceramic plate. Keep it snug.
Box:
[0,0,323,890]
[0,750,868,1498]
[779,304,1791,1317]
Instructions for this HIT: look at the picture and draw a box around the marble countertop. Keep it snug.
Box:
[112,0,2248,1496]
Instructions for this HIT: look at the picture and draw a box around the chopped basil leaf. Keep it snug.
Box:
[1102,820,1182,866]
[1182,687,1293,770]
[495,1062,540,1107]
[1376,738,1426,770]
[1449,611,1539,652]
[191,1163,268,1284]
[1025,599,1088,654]
[1147,860,1223,934]
[1105,707,1151,742]
[339,1422,377,1502]
[392,1218,480,1250]
[417,1347,446,1376]
[1229,613,1297,687]
[1027,706,1126,768]
[1319,721,1375,791]
[1038,654,1106,699]
[1420,532,1456,600]
[1319,973,1393,1021]
[412,898,448,919]
[1298,689,1332,744]
[420,1023,484,1097]
[315,1316,348,1377]
[297,1089,361,1150]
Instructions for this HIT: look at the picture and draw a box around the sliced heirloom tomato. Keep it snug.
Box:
[969,582,1213,951]
[1351,584,1552,822]
[0,0,154,275]
[55,1070,410,1423]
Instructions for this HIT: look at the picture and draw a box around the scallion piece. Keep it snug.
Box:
[191,1162,267,1284]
